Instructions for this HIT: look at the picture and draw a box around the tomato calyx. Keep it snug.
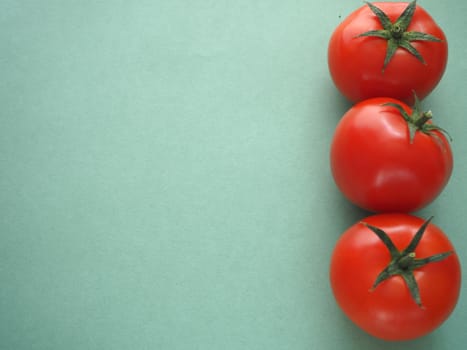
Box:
[357,0,443,72]
[361,216,453,307]
[382,93,451,144]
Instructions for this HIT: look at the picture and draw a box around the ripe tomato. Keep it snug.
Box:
[328,1,447,103]
[330,214,461,341]
[330,96,452,213]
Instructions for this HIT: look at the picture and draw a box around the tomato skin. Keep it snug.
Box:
[328,2,447,103]
[330,214,461,341]
[330,97,452,213]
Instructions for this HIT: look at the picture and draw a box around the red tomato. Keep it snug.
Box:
[328,1,447,103]
[330,97,452,213]
[330,214,461,341]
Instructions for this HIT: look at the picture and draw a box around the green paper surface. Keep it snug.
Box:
[1,1,466,349]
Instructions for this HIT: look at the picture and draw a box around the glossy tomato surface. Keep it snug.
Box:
[330,97,452,213]
[330,214,461,341]
[328,2,447,103]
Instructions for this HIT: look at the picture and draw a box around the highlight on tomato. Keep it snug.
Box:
[330,95,452,213]
[330,213,461,341]
[328,0,448,104]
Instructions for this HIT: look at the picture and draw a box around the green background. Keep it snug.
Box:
[1,1,466,349]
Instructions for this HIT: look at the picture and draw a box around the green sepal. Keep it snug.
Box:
[362,217,453,307]
[382,92,452,144]
[357,0,443,72]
